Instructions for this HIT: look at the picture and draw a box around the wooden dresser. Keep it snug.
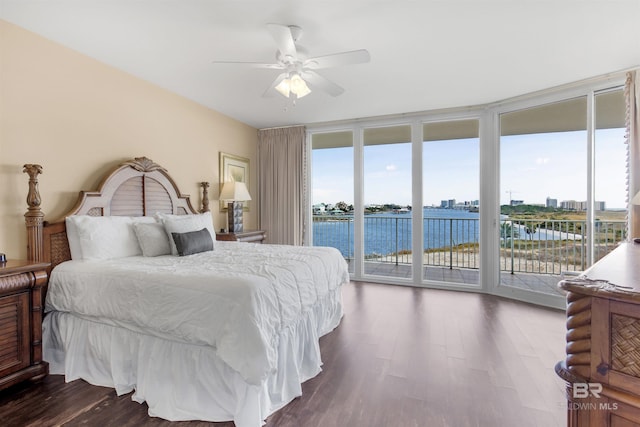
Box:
[0,260,49,391]
[216,230,266,243]
[556,242,640,426]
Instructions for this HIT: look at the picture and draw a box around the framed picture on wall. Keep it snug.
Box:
[219,152,250,212]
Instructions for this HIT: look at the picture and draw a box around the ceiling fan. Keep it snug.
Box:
[212,24,370,100]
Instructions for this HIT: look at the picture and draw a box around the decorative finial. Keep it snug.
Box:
[23,164,45,262]
[122,157,167,173]
[23,164,43,210]
[200,182,210,213]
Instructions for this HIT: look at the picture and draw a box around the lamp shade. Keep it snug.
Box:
[633,191,640,206]
[220,181,252,201]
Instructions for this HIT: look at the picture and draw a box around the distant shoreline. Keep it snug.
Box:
[312,209,626,265]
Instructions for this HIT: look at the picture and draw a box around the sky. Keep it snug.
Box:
[312,127,628,209]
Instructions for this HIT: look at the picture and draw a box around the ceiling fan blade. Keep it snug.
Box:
[304,49,370,69]
[262,73,288,98]
[302,70,344,97]
[266,23,298,59]
[211,60,284,70]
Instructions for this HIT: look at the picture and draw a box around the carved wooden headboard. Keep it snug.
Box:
[23,157,208,272]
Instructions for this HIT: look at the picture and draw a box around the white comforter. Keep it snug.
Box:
[46,242,349,385]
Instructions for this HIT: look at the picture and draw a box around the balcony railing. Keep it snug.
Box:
[312,215,627,275]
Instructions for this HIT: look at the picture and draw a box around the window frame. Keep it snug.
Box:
[307,71,628,309]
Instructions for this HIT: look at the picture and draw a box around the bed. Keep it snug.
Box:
[23,157,349,427]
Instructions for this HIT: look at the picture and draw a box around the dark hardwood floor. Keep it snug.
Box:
[0,282,568,427]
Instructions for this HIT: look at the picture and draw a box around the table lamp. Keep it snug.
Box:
[220,181,252,233]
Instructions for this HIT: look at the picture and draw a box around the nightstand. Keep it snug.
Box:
[0,260,49,391]
[216,230,267,243]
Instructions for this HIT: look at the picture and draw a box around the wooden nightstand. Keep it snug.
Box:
[216,230,267,243]
[556,243,640,426]
[0,260,49,391]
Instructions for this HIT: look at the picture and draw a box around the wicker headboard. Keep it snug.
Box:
[24,157,207,272]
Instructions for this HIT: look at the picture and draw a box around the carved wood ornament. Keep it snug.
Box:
[121,156,167,173]
[564,291,592,379]
[23,164,44,262]
[200,182,210,213]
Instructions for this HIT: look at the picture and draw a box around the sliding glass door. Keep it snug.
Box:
[594,89,627,263]
[311,125,415,281]
[362,125,413,279]
[422,119,480,287]
[311,131,354,274]
[497,88,626,302]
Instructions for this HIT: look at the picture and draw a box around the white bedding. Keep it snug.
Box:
[43,242,349,425]
[46,242,349,386]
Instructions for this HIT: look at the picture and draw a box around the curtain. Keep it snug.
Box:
[257,126,307,245]
[626,71,640,239]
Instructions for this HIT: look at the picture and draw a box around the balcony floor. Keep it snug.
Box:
[353,261,564,297]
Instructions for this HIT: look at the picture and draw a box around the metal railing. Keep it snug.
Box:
[312,215,626,275]
[423,217,479,270]
[499,219,626,274]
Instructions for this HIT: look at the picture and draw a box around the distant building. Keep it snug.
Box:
[546,197,558,208]
[441,199,456,209]
[441,199,478,210]
[510,200,524,206]
[560,200,606,211]
[561,200,583,210]
[312,204,326,214]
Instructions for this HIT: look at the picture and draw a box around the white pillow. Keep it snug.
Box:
[158,212,215,255]
[65,216,83,260]
[133,222,171,257]
[71,215,155,260]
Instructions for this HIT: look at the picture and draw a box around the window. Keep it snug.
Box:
[423,119,480,286]
[307,73,628,310]
[311,131,354,273]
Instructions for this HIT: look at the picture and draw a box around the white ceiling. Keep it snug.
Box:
[2,1,639,129]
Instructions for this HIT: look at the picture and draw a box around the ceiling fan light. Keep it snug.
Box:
[290,74,311,98]
[275,78,291,97]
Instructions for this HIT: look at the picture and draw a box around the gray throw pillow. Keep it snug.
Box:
[171,228,214,256]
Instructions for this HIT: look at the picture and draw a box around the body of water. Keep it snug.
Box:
[313,208,480,258]
[313,208,588,258]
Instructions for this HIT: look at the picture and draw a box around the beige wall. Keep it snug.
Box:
[0,20,258,259]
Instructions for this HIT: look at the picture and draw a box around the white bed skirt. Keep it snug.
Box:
[43,288,343,427]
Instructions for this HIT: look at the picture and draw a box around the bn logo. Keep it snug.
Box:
[573,383,603,399]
